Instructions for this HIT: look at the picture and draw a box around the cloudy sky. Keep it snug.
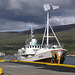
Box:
[0,0,75,32]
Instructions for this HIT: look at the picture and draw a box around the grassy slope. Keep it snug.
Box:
[56,28,75,54]
[0,28,75,55]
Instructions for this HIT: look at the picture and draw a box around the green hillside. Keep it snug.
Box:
[0,28,75,55]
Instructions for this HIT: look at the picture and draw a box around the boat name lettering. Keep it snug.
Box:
[38,55,43,58]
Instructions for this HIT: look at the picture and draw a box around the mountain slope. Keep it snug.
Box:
[0,24,75,55]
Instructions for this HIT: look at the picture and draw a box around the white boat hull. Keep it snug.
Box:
[20,51,52,62]
[19,49,67,64]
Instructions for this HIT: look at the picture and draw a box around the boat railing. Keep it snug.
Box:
[25,45,41,49]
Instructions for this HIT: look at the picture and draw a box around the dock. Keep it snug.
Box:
[0,61,75,75]
[0,56,75,75]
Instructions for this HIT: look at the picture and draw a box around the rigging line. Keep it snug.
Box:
[49,23,61,47]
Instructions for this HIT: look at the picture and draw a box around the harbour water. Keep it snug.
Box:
[64,56,75,65]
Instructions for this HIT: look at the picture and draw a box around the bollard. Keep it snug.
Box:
[0,68,2,74]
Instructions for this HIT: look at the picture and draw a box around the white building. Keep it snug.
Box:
[0,52,5,56]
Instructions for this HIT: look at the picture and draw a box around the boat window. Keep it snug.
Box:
[38,46,39,48]
[35,46,36,48]
[30,46,31,48]
[28,46,29,48]
[52,47,55,49]
[33,46,34,48]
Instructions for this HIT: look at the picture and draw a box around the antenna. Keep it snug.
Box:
[31,24,34,40]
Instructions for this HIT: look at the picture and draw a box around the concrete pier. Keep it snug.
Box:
[0,62,75,75]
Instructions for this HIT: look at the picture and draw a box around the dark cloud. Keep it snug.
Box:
[0,0,75,32]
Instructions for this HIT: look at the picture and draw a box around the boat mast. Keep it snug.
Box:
[41,10,50,48]
[41,4,61,48]
[31,25,33,40]
[47,11,49,47]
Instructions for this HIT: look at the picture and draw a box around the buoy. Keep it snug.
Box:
[0,68,3,74]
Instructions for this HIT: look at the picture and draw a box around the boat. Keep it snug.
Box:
[17,4,67,64]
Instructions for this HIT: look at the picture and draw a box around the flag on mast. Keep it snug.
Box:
[52,5,59,10]
[43,4,50,11]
